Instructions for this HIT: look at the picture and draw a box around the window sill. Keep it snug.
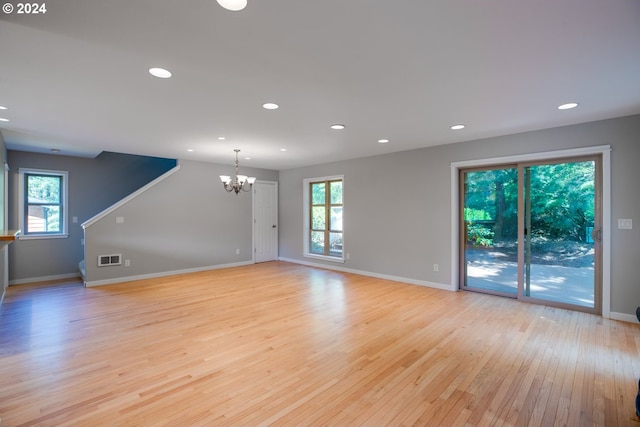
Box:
[304,253,345,264]
[18,234,69,240]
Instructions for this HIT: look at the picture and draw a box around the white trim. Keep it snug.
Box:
[83,260,253,287]
[82,164,181,229]
[609,312,638,324]
[600,148,611,318]
[18,168,69,238]
[450,168,460,292]
[302,174,345,262]
[450,145,612,316]
[4,163,9,294]
[9,272,81,286]
[304,253,346,264]
[17,167,66,175]
[279,257,452,291]
[18,233,69,240]
[450,145,612,169]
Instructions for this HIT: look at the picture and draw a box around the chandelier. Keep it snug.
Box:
[219,149,256,195]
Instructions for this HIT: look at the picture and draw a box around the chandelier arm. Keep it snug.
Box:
[222,183,234,193]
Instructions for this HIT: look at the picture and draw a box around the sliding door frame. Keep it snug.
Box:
[516,155,602,314]
[450,145,611,317]
[458,164,519,299]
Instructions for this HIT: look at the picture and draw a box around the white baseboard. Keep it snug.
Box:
[84,261,254,287]
[609,311,638,324]
[278,258,640,321]
[278,257,455,292]
[16,260,633,322]
[9,272,82,286]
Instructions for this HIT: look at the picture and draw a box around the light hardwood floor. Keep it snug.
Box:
[1,261,639,426]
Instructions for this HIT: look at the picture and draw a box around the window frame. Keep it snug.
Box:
[303,175,344,263]
[18,168,69,240]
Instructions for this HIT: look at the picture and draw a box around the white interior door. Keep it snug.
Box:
[253,181,278,263]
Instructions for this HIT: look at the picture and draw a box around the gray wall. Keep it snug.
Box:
[278,114,640,317]
[7,150,177,283]
[83,159,278,284]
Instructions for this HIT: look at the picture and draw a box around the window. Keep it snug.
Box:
[304,175,344,262]
[18,168,68,239]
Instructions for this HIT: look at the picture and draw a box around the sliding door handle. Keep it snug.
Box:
[591,228,602,242]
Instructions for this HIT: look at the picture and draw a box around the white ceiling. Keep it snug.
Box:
[1,0,639,170]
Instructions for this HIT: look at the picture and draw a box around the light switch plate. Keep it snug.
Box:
[618,219,633,229]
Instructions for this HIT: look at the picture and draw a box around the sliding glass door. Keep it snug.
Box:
[461,156,602,313]
[461,166,519,297]
[521,159,601,311]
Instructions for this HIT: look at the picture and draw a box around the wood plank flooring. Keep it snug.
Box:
[1,261,639,426]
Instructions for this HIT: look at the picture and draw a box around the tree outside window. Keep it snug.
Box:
[306,177,343,260]
[19,169,68,238]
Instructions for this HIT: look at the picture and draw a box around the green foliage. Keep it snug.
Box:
[464,208,492,221]
[466,222,494,247]
[464,160,596,245]
[27,174,60,203]
[311,182,325,204]
[330,181,342,204]
[526,162,594,241]
[310,231,324,254]
[311,206,325,229]
[310,179,343,255]
[464,168,518,242]
[26,174,62,233]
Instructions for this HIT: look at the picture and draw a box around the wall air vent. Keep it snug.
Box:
[98,254,122,267]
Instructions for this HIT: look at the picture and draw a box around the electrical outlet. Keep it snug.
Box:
[235,249,240,255]
[116,216,125,224]
[433,264,439,272]
[125,259,131,267]
[618,219,633,229]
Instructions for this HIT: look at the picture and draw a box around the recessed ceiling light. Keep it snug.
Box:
[149,67,172,79]
[558,102,578,110]
[330,124,345,130]
[0,118,9,122]
[0,106,7,110]
[378,139,389,144]
[263,102,279,110]
[280,148,287,152]
[450,124,465,130]
[216,0,247,11]
[187,149,194,152]
[244,157,251,160]
[218,137,226,141]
